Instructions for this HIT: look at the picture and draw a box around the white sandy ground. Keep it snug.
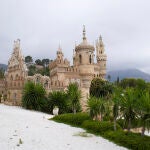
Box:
[0,104,129,150]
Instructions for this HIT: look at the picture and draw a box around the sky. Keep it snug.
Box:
[0,0,150,73]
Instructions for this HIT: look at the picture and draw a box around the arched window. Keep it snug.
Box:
[16,74,19,80]
[79,54,82,64]
[10,75,13,81]
[89,55,92,64]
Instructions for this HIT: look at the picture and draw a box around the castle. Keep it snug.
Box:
[1,26,107,110]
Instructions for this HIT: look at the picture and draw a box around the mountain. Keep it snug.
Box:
[107,69,150,82]
[0,64,7,70]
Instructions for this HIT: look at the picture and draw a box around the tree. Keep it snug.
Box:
[90,78,113,98]
[107,75,111,82]
[0,68,4,79]
[35,59,43,66]
[119,88,137,132]
[22,82,46,111]
[87,96,105,121]
[28,65,36,76]
[25,56,33,63]
[67,83,81,114]
[119,78,147,90]
[48,91,67,114]
[42,59,50,67]
[136,90,150,136]
[112,87,122,131]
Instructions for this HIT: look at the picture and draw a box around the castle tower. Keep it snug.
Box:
[96,36,107,78]
[56,44,64,60]
[74,26,95,111]
[74,25,95,66]
[5,39,28,105]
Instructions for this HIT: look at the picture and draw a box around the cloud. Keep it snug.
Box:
[0,0,150,73]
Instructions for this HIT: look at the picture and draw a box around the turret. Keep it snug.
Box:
[96,36,107,77]
[56,44,64,60]
[74,25,95,66]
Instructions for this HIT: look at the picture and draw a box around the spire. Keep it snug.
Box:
[83,25,86,41]
[14,39,20,49]
[58,43,62,51]
[99,35,102,41]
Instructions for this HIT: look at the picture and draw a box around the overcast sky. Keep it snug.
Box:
[0,0,150,73]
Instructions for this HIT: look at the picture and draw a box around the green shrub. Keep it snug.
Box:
[52,113,150,150]
[52,113,91,126]
[22,82,46,111]
[104,131,150,150]
[82,120,121,134]
[48,91,68,114]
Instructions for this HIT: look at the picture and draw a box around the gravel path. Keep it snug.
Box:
[0,104,126,150]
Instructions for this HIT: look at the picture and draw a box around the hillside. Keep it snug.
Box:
[0,64,7,70]
[107,69,150,82]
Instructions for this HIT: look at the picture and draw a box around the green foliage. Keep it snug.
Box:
[0,68,4,79]
[52,113,90,126]
[22,82,47,111]
[104,131,150,150]
[82,120,121,134]
[42,59,50,67]
[136,90,150,135]
[119,78,148,90]
[48,91,68,114]
[67,83,81,114]
[119,88,137,132]
[90,78,113,98]
[28,65,36,76]
[52,113,150,150]
[25,56,33,63]
[35,59,43,66]
[87,96,105,121]
[28,65,50,76]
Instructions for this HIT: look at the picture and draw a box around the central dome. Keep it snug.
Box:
[75,26,94,51]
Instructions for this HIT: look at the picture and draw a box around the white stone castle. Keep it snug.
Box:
[1,26,107,110]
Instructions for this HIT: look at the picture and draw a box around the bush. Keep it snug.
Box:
[52,113,150,149]
[82,120,121,134]
[90,78,113,98]
[48,91,68,114]
[52,113,91,126]
[104,131,150,150]
[22,82,46,111]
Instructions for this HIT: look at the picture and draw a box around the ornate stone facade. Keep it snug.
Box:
[49,26,107,110]
[4,39,28,105]
[3,26,107,110]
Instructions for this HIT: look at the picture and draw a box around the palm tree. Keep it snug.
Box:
[67,83,81,114]
[48,91,67,114]
[22,82,46,110]
[136,90,150,136]
[112,88,121,130]
[87,96,105,121]
[119,88,137,132]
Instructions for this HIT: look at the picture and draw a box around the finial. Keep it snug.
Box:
[83,25,86,40]
[99,35,102,41]
[58,42,62,51]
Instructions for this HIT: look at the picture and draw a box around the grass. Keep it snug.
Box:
[73,132,92,137]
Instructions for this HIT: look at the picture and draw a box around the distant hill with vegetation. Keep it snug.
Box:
[0,64,7,70]
[107,69,150,82]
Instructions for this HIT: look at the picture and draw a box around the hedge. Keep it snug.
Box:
[52,113,150,150]
[52,113,91,126]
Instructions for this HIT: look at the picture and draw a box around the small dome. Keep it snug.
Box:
[75,40,94,51]
[75,26,94,51]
